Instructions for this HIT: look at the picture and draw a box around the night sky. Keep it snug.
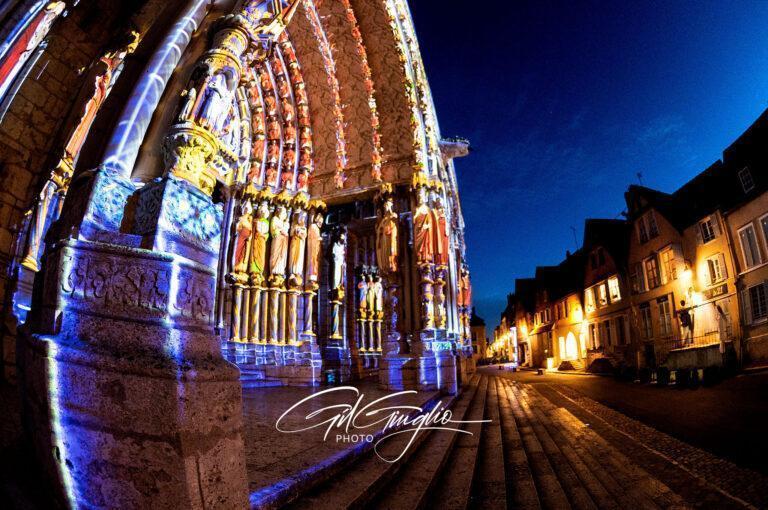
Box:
[409,0,768,328]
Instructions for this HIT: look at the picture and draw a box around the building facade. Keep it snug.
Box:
[506,109,768,373]
[0,1,474,506]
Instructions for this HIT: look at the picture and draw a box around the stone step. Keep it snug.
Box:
[369,376,484,510]
[426,376,490,510]
[507,381,598,510]
[283,378,478,510]
[495,377,541,510]
[469,375,507,508]
[514,383,664,510]
[507,381,617,509]
[251,389,446,510]
[502,380,572,510]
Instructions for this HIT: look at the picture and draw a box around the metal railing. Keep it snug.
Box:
[658,331,726,352]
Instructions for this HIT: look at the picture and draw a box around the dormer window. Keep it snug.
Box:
[739,167,755,194]
[637,211,659,244]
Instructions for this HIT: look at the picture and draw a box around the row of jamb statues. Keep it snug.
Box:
[355,265,385,352]
[227,190,324,345]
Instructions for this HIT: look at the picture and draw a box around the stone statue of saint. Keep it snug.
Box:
[232,201,253,274]
[305,212,323,285]
[412,187,434,264]
[178,87,196,122]
[357,273,369,314]
[460,266,472,308]
[373,274,384,315]
[432,196,449,266]
[330,229,347,292]
[288,209,307,279]
[376,197,398,274]
[249,200,270,277]
[200,73,230,132]
[269,205,289,276]
[365,273,377,313]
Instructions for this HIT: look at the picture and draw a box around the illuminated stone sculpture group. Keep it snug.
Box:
[4,0,473,507]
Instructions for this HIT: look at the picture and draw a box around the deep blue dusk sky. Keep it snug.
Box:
[409,0,768,329]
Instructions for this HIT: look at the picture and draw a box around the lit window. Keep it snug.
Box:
[706,254,726,285]
[739,224,763,269]
[699,218,716,243]
[660,248,676,284]
[739,167,755,194]
[657,297,672,336]
[645,256,661,289]
[585,288,595,312]
[608,276,621,302]
[597,283,608,306]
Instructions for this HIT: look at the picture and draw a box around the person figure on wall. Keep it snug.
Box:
[678,300,694,346]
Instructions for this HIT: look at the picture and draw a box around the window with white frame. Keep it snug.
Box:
[660,248,676,284]
[738,223,763,269]
[761,214,768,254]
[585,288,595,312]
[608,276,621,302]
[706,254,726,286]
[645,256,661,289]
[589,323,598,349]
[657,297,672,336]
[640,303,653,339]
[739,167,755,193]
[637,211,659,243]
[746,284,767,323]
[597,283,608,306]
[699,218,716,243]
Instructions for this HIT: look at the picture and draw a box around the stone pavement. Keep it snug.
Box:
[278,372,768,509]
[242,380,442,509]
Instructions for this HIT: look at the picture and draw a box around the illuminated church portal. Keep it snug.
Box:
[0,0,474,507]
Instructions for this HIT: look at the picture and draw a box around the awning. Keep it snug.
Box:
[530,322,554,335]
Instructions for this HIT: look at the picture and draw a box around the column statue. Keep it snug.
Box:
[376,196,399,274]
[269,205,289,277]
[249,200,271,277]
[231,201,253,274]
[413,186,434,265]
[288,208,307,282]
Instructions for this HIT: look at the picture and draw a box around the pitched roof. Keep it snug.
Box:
[582,218,630,267]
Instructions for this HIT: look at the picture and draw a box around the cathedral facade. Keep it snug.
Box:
[0,0,472,507]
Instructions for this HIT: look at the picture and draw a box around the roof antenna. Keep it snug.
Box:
[636,171,644,186]
[570,225,578,251]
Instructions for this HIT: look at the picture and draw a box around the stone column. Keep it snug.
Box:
[18,3,306,507]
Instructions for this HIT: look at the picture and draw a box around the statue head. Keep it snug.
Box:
[314,212,324,228]
[416,186,427,206]
[241,200,253,217]
[383,196,394,214]
[257,200,270,218]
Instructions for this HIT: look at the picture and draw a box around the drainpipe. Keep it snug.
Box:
[100,0,212,177]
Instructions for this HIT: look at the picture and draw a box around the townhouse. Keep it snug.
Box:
[719,111,768,364]
[505,109,768,373]
[581,219,633,371]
